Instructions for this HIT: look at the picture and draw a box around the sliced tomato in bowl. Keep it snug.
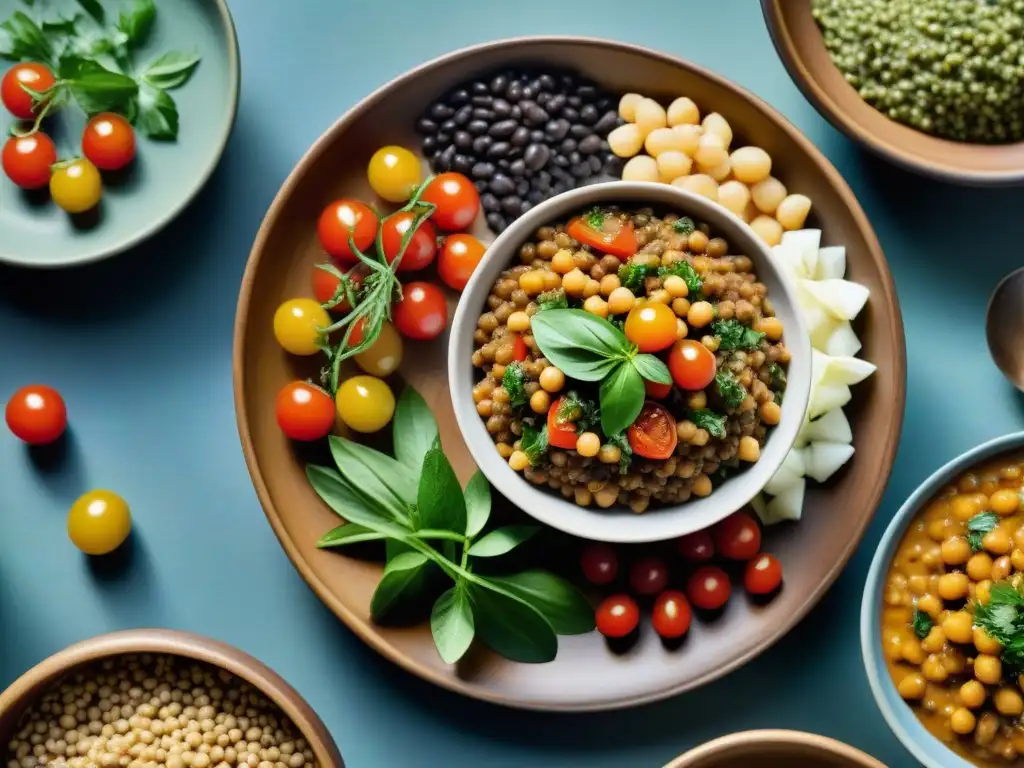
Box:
[547,397,580,450]
[566,214,638,260]
[628,401,678,459]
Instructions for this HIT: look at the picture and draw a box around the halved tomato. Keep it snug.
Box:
[511,334,528,362]
[566,214,638,260]
[628,401,678,460]
[547,397,580,450]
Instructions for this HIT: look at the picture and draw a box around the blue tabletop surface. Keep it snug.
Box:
[4,1,1024,766]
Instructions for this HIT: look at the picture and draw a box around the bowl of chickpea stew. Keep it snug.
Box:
[863,432,1024,768]
[449,181,811,544]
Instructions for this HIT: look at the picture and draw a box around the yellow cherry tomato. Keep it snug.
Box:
[273,298,330,356]
[50,158,102,214]
[336,375,395,433]
[68,490,131,555]
[367,145,421,203]
[354,321,404,377]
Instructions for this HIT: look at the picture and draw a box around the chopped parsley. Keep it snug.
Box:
[711,319,765,351]
[502,362,528,408]
[617,260,659,293]
[911,608,933,640]
[536,289,568,312]
[967,511,1000,552]
[606,432,633,473]
[714,370,747,409]
[974,582,1024,674]
[672,216,695,235]
[584,207,605,229]
[557,391,600,433]
[659,261,703,297]
[520,423,549,466]
[769,363,787,392]
[690,409,727,439]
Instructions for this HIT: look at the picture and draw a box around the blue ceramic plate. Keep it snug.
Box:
[0,0,239,268]
[861,432,1024,768]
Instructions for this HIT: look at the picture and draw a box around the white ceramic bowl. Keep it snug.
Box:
[448,182,811,543]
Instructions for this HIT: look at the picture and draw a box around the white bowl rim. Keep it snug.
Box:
[860,431,1024,768]
[448,181,811,544]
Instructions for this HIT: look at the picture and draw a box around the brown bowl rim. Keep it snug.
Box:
[760,0,1024,186]
[0,629,344,767]
[233,34,906,711]
[664,729,888,767]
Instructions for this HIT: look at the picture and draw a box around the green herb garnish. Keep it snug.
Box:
[617,260,659,293]
[769,363,787,392]
[711,319,765,351]
[714,370,747,409]
[556,391,600,433]
[968,511,1000,552]
[502,362,528,409]
[310,386,593,665]
[536,289,568,312]
[659,261,703,297]
[584,207,605,229]
[690,409,727,439]
[912,608,933,640]
[974,581,1024,674]
[672,216,695,235]
[520,422,549,466]
[606,432,633,473]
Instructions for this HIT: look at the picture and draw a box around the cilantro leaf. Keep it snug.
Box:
[584,207,604,229]
[712,319,765,351]
[117,0,155,50]
[769,363,787,392]
[672,216,695,235]
[974,582,1024,674]
[502,362,528,409]
[967,512,999,552]
[659,260,703,297]
[536,289,568,312]
[714,370,747,409]
[911,608,933,639]
[617,260,658,293]
[690,409,726,439]
[556,391,600,433]
[520,423,548,466]
[606,432,633,473]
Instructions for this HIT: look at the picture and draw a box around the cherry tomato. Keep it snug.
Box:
[624,303,677,353]
[5,385,66,445]
[68,489,131,556]
[438,233,486,291]
[629,557,669,596]
[421,172,480,231]
[273,298,330,356]
[2,62,55,119]
[645,379,672,399]
[566,216,638,260]
[714,512,762,561]
[511,334,528,362]
[652,590,692,639]
[547,397,580,450]
[346,316,367,347]
[354,321,404,377]
[81,113,135,171]
[595,594,640,638]
[335,375,395,433]
[628,401,678,460]
[367,145,421,203]
[275,381,335,441]
[312,265,365,312]
[676,530,715,562]
[393,282,448,340]
[50,158,102,214]
[382,212,437,272]
[2,132,56,189]
[668,339,717,391]
[687,565,731,611]
[744,553,783,595]
[581,543,619,585]
[317,199,378,263]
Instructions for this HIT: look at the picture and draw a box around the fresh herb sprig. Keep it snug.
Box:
[536,289,568,312]
[911,607,933,640]
[529,308,672,436]
[974,581,1024,674]
[690,409,727,439]
[712,318,765,351]
[714,369,746,409]
[520,422,549,466]
[310,386,594,664]
[502,362,528,408]
[967,511,999,552]
[556,391,600,433]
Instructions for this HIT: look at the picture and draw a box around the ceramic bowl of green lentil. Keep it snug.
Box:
[763,0,1024,185]
[448,181,812,544]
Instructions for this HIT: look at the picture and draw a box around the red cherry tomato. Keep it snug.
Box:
[624,303,677,353]
[645,379,672,399]
[629,557,669,596]
[511,334,528,362]
[382,212,438,272]
[2,63,55,120]
[668,339,717,391]
[346,316,366,347]
[566,216,638,260]
[714,512,762,561]
[595,594,640,638]
[744,553,783,595]
[438,233,486,291]
[687,566,731,610]
[393,282,448,340]
[676,530,715,562]
[317,199,378,263]
[581,543,618,586]
[81,113,136,171]
[628,401,678,460]
[421,172,480,231]
[5,385,67,445]
[312,265,365,313]
[2,132,56,189]
[652,590,692,639]
[275,381,335,441]
[546,397,580,450]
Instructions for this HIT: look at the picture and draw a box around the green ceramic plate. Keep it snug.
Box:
[0,0,239,268]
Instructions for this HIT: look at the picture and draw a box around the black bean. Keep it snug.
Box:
[578,85,598,100]
[530,130,546,144]
[475,180,489,193]
[448,88,470,106]
[560,138,577,153]
[486,212,506,232]
[497,158,511,170]
[472,95,493,108]
[487,141,511,158]
[547,94,567,113]
[510,126,530,147]
[593,110,620,134]
[579,134,602,154]
[522,85,536,100]
[438,145,456,171]
[507,81,523,101]
[490,174,515,196]
[579,104,599,124]
[472,135,492,154]
[520,200,533,215]
[509,158,526,176]
[472,108,495,121]
[454,105,473,126]
[562,109,580,124]
[567,95,582,108]
[604,156,624,176]
[553,154,570,168]
[569,123,591,139]
[511,105,522,120]
[490,74,508,94]
[524,143,550,171]
[536,92,551,107]
[552,180,567,195]
[588,155,603,173]
[472,162,495,179]
[493,98,512,117]
[525,104,549,126]
[527,189,544,204]
[596,96,613,111]
[516,179,529,196]
[454,131,473,149]
[599,139,610,152]
[481,193,500,213]
[538,170,552,185]
[441,119,457,133]
[501,195,522,216]
[430,103,454,120]
[571,163,590,178]
[472,81,489,95]
[416,117,438,134]
[545,119,570,141]
[489,119,517,139]
[568,151,582,165]
[436,132,450,145]
[539,74,556,91]
[529,78,542,92]
[422,135,437,153]
[468,119,489,136]
[454,154,473,174]
[559,74,575,89]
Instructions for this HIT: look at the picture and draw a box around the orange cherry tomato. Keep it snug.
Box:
[5,384,66,445]
[382,212,438,273]
[566,216,638,260]
[2,132,56,189]
[645,379,672,399]
[393,282,447,340]
[668,339,716,390]
[547,397,579,450]
[624,303,677,353]
[311,265,365,312]
[627,401,678,460]
[438,233,486,291]
[2,62,55,120]
[511,334,528,362]
[317,199,378,263]
[421,172,480,231]
[275,381,335,441]
[82,113,136,171]
[652,590,692,639]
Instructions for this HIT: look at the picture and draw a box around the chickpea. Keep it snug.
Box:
[662,275,689,298]
[759,401,782,425]
[667,96,699,126]
[701,112,733,148]
[902,637,925,664]
[656,150,693,182]
[599,274,620,296]
[993,554,1013,581]
[990,488,1021,515]
[950,708,977,735]
[922,654,949,682]
[519,270,545,295]
[976,579,993,605]
[496,442,513,459]
[776,194,812,231]
[648,288,671,305]
[976,713,1000,745]
[507,311,531,333]
[717,180,751,218]
[676,318,688,339]
[635,98,668,136]
[608,123,644,158]
[996,688,1024,716]
[671,297,691,317]
[737,436,761,463]
[942,611,974,644]
[918,593,942,618]
[687,300,715,328]
[672,173,718,202]
[551,249,575,274]
[967,552,993,581]
[583,295,609,318]
[897,673,927,700]
[508,451,530,472]
[691,474,712,497]
[689,391,707,410]
[529,390,550,415]
[921,625,946,653]
[975,627,1002,655]
[755,316,784,341]
[539,366,565,393]
[543,271,561,291]
[975,653,1003,684]
[938,571,969,600]
[1012,548,1024,571]
[951,494,981,521]
[750,176,787,214]
[644,127,685,157]
[598,444,621,465]
[750,215,783,246]
[607,286,636,315]
[960,679,987,709]
[984,527,1012,554]
[622,155,660,183]
[700,158,732,182]
[576,432,600,458]
[672,123,703,156]
[729,146,772,185]
[693,132,728,170]
[559,268,587,297]
[630,497,649,514]
[618,93,643,121]
[941,536,971,565]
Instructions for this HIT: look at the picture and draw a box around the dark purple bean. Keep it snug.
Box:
[481,193,500,213]
[472,108,495,121]
[510,158,526,176]
[493,98,512,117]
[593,110,620,134]
[474,180,489,193]
[569,124,591,139]
[454,105,473,126]
[599,139,610,152]
[568,151,582,165]
[454,154,473,174]
[501,196,522,216]
[559,74,575,90]
[486,212,506,232]
[527,189,544,204]
[438,145,456,171]
[545,119,570,141]
[539,74,556,90]
[489,119,517,138]
[472,161,495,179]
[578,85,598,99]
[447,88,470,106]
[596,96,613,111]
[454,131,473,149]
[579,134,602,154]
[588,155,603,173]
[497,158,511,170]
[530,130,546,144]
[580,104,599,124]
[422,135,437,153]
[472,135,493,154]
[524,143,550,171]
[567,95,582,109]
[516,179,529,196]
[562,107,579,122]
[553,154,570,168]
[507,81,523,101]
[520,200,533,215]
[436,132,450,145]
[487,141,511,158]
[489,174,515,196]
[547,94,567,113]
[441,119,457,133]
[524,104,549,126]
[510,126,530,147]
[472,95,493,107]
[511,105,522,120]
[416,117,438,134]
[472,81,489,95]
[603,156,624,176]
[490,74,508,94]
[468,120,489,136]
[430,103,454,120]
[571,163,590,178]
[522,85,536,100]
[536,92,551,107]
[560,138,577,153]
[552,180,568,195]
[529,77,542,92]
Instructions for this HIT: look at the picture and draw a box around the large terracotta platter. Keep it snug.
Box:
[233,36,905,711]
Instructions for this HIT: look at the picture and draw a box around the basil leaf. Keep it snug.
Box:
[143,50,200,90]
[632,353,671,384]
[117,0,155,49]
[76,0,105,23]
[599,362,644,437]
[61,58,137,114]
[135,83,178,140]
[672,216,695,235]
[463,470,491,538]
[483,570,595,635]
[306,465,408,536]
[385,538,412,563]
[316,522,386,548]
[0,12,52,63]
[468,583,557,663]
[431,583,475,664]
[520,423,549,465]
[467,525,539,558]
[392,386,438,477]
[329,436,415,525]
[530,308,628,380]
[42,14,80,35]
[417,442,467,534]
[370,551,430,621]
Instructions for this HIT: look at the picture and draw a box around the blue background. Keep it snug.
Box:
[3,1,1024,766]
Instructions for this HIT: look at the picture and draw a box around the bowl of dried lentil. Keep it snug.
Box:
[448,181,812,544]
[0,629,344,768]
